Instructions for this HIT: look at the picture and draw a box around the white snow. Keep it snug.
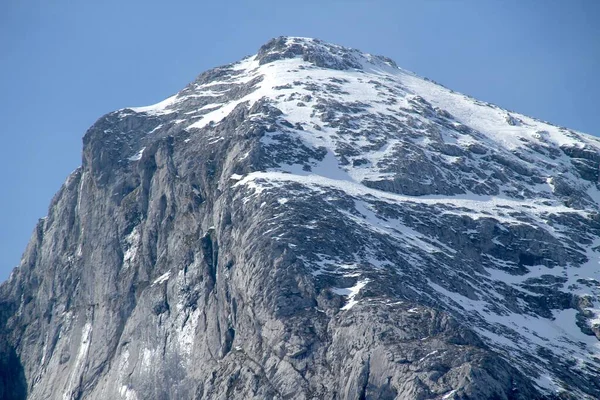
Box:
[428,279,600,373]
[121,38,600,394]
[588,309,600,328]
[75,322,92,365]
[116,348,141,400]
[234,171,585,227]
[151,271,171,286]
[123,227,141,270]
[332,279,369,310]
[63,321,93,400]
[399,71,588,153]
[128,94,178,115]
[442,389,458,399]
[141,348,154,371]
[128,147,145,161]
[173,268,201,356]
[418,350,439,362]
[119,385,139,400]
[40,333,49,366]
[535,374,559,394]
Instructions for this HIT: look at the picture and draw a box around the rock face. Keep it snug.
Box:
[1,37,600,399]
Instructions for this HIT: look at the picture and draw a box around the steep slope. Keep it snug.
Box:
[1,36,599,399]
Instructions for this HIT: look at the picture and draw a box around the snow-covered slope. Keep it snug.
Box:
[131,37,600,396]
[2,37,599,399]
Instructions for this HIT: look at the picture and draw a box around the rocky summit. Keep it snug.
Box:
[1,36,600,399]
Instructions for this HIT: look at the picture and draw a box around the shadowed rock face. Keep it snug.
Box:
[0,307,26,400]
[1,37,599,399]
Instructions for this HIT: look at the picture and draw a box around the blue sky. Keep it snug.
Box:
[0,0,598,281]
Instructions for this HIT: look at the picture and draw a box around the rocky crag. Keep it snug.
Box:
[1,37,599,399]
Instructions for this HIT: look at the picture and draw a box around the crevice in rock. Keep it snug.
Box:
[201,231,219,290]
[358,356,371,400]
[221,327,235,357]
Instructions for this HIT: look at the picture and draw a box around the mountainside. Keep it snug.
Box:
[1,36,600,399]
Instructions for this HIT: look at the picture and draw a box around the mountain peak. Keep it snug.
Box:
[256,36,398,70]
[8,37,600,399]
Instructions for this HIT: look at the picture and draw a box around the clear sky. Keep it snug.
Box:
[0,0,598,281]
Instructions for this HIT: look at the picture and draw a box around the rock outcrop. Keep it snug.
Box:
[1,37,599,399]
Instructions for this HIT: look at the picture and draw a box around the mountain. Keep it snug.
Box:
[1,36,599,400]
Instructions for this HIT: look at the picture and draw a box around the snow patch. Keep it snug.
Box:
[123,227,141,270]
[442,389,458,399]
[152,271,171,286]
[63,321,93,400]
[128,147,145,161]
[332,279,369,310]
[119,385,139,400]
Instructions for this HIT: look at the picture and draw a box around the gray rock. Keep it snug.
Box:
[1,37,599,399]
